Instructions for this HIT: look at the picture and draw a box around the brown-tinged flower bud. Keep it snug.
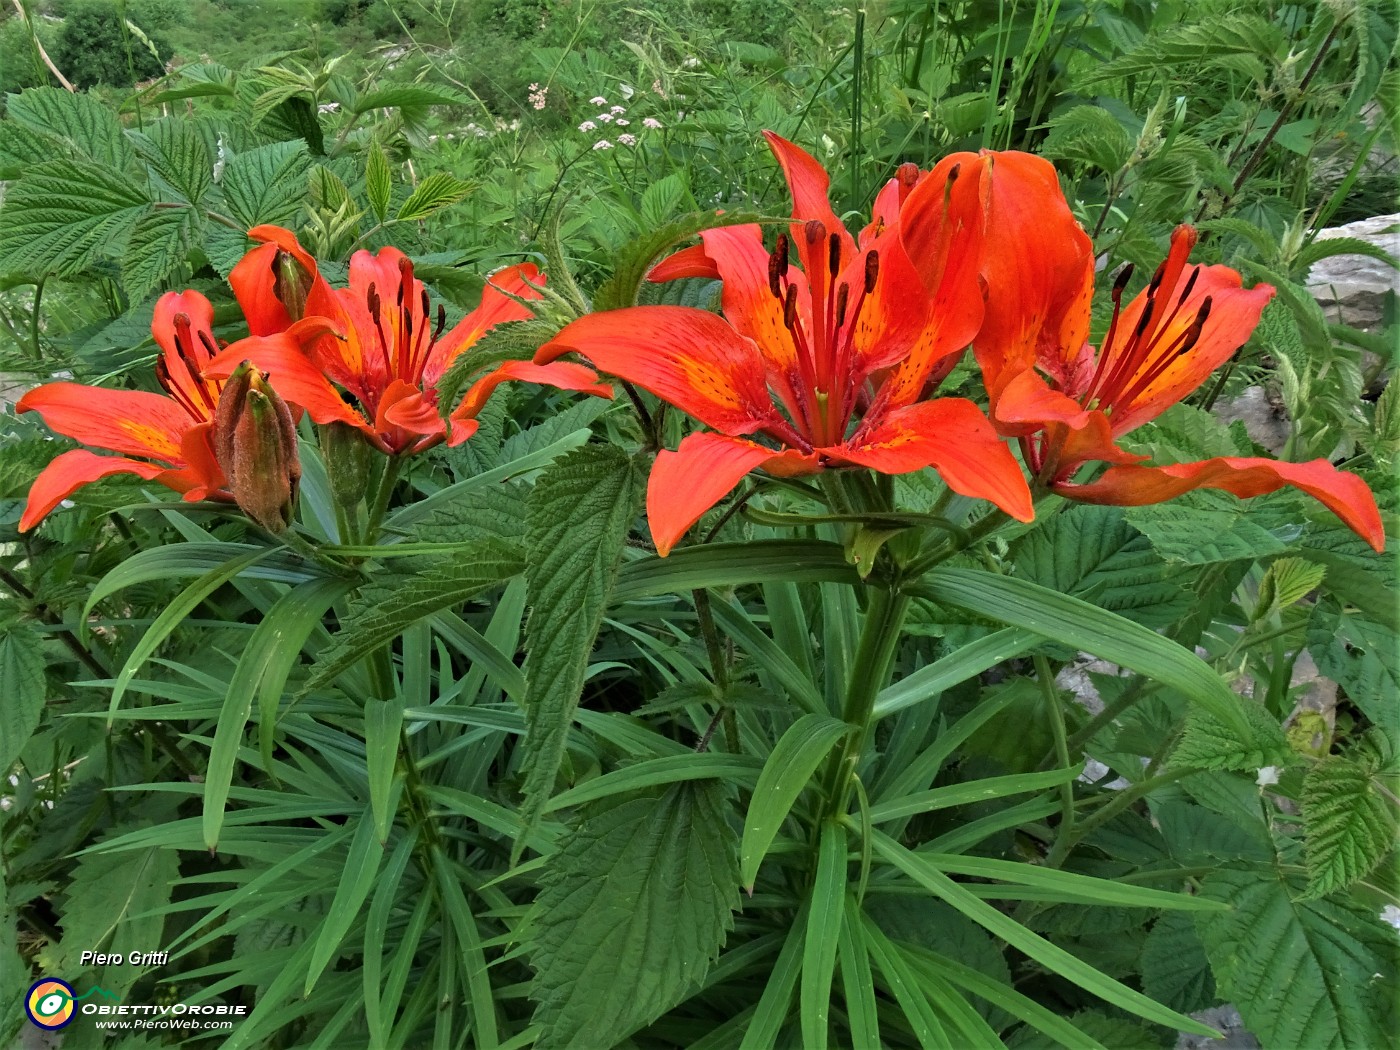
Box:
[318,420,373,510]
[272,249,314,321]
[214,364,301,533]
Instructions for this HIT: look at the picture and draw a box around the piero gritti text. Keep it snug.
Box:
[79,950,169,966]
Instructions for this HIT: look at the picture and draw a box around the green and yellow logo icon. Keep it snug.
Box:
[26,978,76,1029]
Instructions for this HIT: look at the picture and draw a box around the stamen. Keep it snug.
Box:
[1111,263,1134,303]
[828,233,841,279]
[367,283,381,323]
[864,250,879,294]
[1176,266,1200,306]
[1147,261,1166,299]
[804,219,825,247]
[896,162,920,195]
[197,330,220,360]
[834,284,850,328]
[435,304,447,340]
[782,285,799,329]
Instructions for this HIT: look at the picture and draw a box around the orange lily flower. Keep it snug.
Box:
[966,153,1384,552]
[207,226,612,455]
[537,132,1033,556]
[17,291,233,531]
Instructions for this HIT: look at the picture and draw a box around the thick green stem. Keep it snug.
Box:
[822,587,912,821]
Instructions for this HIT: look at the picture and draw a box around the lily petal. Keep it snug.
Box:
[449,360,612,443]
[20,449,167,531]
[425,263,547,385]
[830,399,1034,521]
[538,306,782,437]
[1062,457,1385,552]
[17,383,191,462]
[762,131,856,281]
[205,335,369,432]
[648,431,819,556]
[648,242,721,282]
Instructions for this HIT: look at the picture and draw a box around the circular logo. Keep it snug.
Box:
[26,979,76,1030]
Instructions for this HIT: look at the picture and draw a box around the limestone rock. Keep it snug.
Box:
[1307,213,1399,331]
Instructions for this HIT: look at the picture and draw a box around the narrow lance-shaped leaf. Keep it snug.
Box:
[517,444,644,852]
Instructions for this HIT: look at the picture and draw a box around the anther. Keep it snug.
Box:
[435,304,447,340]
[1111,263,1135,303]
[421,289,430,317]
[947,162,961,185]
[367,283,380,322]
[828,233,841,278]
[783,284,799,329]
[198,331,220,358]
[1147,261,1166,299]
[835,284,850,328]
[864,250,879,294]
[1176,267,1200,306]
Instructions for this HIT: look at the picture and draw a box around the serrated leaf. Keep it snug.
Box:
[0,623,47,770]
[1301,756,1398,899]
[304,541,523,693]
[1170,703,1292,771]
[0,159,150,276]
[1254,555,1325,618]
[1012,505,1189,626]
[1197,868,1400,1050]
[38,844,178,997]
[1126,489,1295,565]
[518,446,644,846]
[593,208,767,312]
[122,206,200,298]
[352,85,471,113]
[5,86,134,170]
[639,172,691,228]
[396,171,473,222]
[366,138,391,224]
[218,139,311,229]
[1040,105,1134,173]
[1308,601,1399,734]
[132,119,213,205]
[1141,911,1217,1015]
[396,479,527,550]
[528,782,739,1049]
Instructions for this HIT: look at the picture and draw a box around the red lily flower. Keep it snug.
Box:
[965,152,1384,552]
[17,291,232,531]
[207,226,612,455]
[537,132,1033,556]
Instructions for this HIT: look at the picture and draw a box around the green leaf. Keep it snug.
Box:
[544,753,762,813]
[433,318,561,418]
[615,540,859,602]
[365,138,392,224]
[0,159,150,276]
[0,623,46,771]
[1141,912,1217,1015]
[122,205,200,298]
[133,119,213,205]
[874,627,1038,719]
[352,85,471,113]
[740,714,850,889]
[593,208,767,312]
[305,810,384,996]
[37,843,178,997]
[1198,868,1400,1050]
[1125,489,1295,565]
[1012,505,1189,627]
[518,445,644,849]
[396,171,473,222]
[1040,105,1134,173]
[5,86,134,169]
[1253,555,1325,618]
[639,172,691,228]
[918,567,1255,741]
[365,696,405,845]
[867,766,1083,824]
[1006,1010,1169,1050]
[304,541,523,694]
[801,822,847,1050]
[1308,602,1399,734]
[528,782,739,1049]
[218,139,311,229]
[1301,754,1398,899]
[1169,703,1292,771]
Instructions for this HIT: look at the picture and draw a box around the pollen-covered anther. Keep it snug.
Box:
[828,233,841,278]
[782,284,799,329]
[1111,263,1134,303]
[864,250,880,294]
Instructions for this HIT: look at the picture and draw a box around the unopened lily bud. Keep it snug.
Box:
[272,249,314,321]
[214,364,301,532]
[318,420,373,509]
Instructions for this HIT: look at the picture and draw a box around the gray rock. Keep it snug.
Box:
[1214,385,1289,456]
[1307,213,1399,331]
[1176,1006,1262,1050]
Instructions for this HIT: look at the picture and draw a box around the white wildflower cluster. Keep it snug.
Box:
[528,82,548,110]
[577,90,665,149]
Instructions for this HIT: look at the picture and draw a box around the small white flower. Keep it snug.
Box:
[578,120,596,132]
[597,112,613,123]
[593,139,613,150]
[1381,905,1400,930]
[590,95,608,105]
[615,118,630,126]
[610,105,626,114]
[643,117,663,129]
[1256,766,1280,787]
[618,133,637,146]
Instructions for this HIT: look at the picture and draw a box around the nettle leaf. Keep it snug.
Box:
[37,843,179,997]
[518,445,645,846]
[1197,868,1400,1050]
[528,782,739,1050]
[639,172,692,229]
[1307,601,1399,734]
[396,171,473,222]
[1141,911,1217,1015]
[132,119,214,205]
[365,138,392,224]
[396,479,528,550]
[304,540,524,693]
[1040,105,1134,173]
[5,86,134,170]
[1125,489,1296,565]
[217,139,312,229]
[1253,555,1325,618]
[1012,504,1190,626]
[0,159,151,276]
[1301,754,1398,900]
[593,208,767,312]
[0,622,47,770]
[122,206,201,299]
[352,85,472,113]
[1169,703,1292,771]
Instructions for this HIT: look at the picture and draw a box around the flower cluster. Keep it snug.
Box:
[528,82,548,110]
[575,93,658,150]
